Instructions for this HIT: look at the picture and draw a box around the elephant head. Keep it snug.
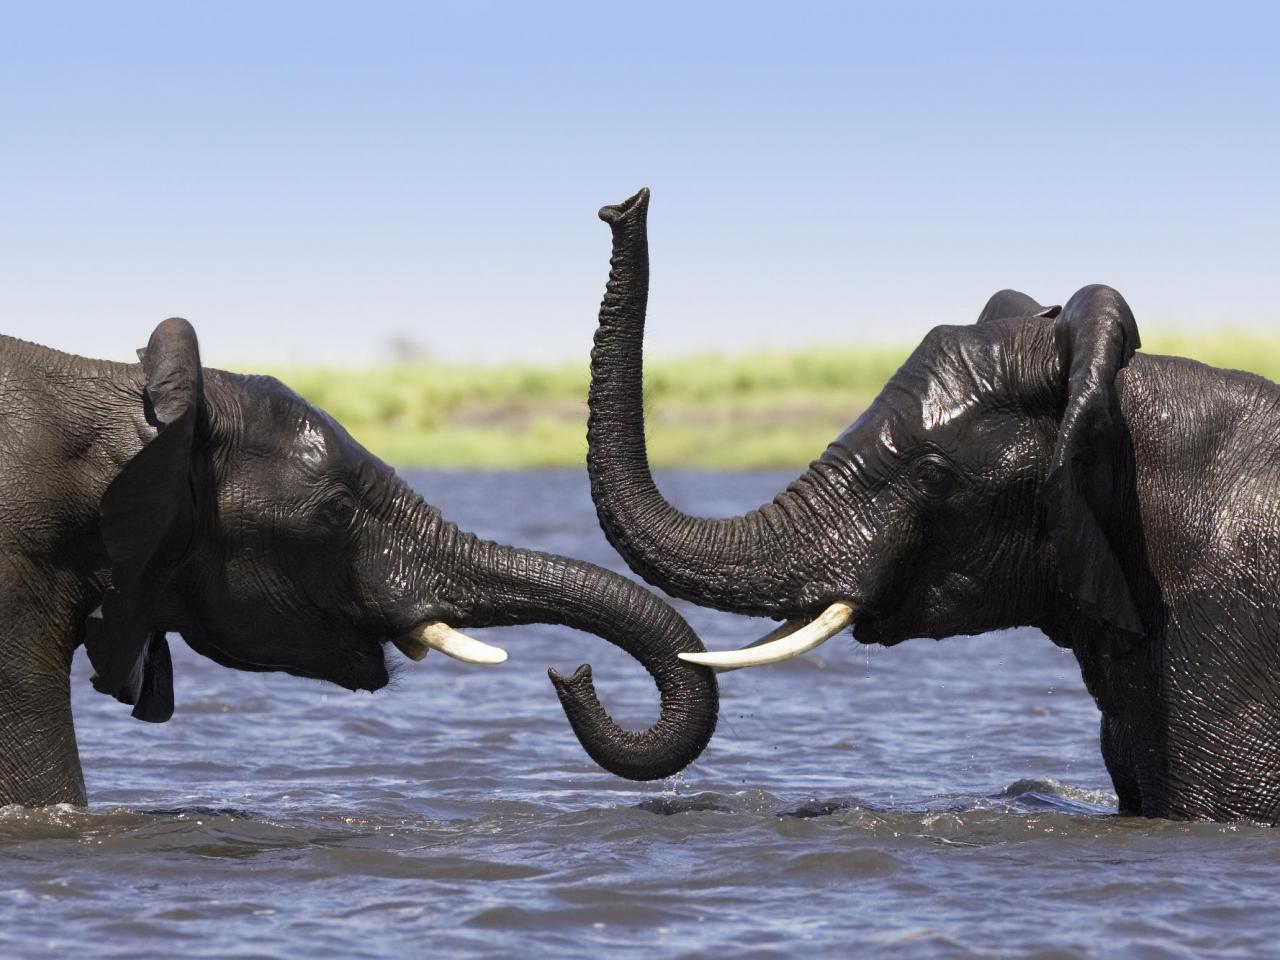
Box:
[85,317,718,781]
[586,188,1147,667]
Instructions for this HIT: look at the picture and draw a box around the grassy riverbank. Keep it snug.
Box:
[263,331,1278,469]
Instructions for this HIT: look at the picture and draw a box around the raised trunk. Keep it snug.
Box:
[441,524,719,781]
[587,188,822,618]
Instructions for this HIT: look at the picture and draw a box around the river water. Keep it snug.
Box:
[2,470,1274,958]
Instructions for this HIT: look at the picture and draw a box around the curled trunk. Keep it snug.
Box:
[588,188,823,618]
[440,522,718,781]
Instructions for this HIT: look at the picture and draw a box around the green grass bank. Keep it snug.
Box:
[262,331,1278,469]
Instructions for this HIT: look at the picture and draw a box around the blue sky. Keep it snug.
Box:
[2,2,1276,365]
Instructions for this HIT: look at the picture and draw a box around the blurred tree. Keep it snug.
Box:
[383,335,432,364]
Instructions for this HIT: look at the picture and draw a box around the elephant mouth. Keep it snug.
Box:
[849,606,916,648]
[314,649,390,693]
[190,621,510,695]
[183,630,392,693]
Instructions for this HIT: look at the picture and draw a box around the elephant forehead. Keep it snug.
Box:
[296,415,330,468]
[219,371,397,485]
[245,385,345,465]
[889,327,1004,431]
[885,374,981,431]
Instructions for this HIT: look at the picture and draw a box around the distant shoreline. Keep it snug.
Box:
[255,332,1278,469]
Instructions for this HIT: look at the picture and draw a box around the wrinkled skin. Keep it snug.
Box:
[0,319,717,806]
[586,188,1280,823]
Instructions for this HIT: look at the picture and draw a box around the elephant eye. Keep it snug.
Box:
[316,489,358,529]
[912,455,955,498]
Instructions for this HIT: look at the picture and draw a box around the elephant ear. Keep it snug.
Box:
[1042,284,1145,648]
[84,317,205,723]
[976,288,1061,324]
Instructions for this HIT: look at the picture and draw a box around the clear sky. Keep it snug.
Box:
[2,1,1276,365]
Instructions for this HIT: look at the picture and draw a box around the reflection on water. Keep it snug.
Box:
[1,470,1273,958]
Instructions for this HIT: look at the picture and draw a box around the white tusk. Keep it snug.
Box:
[745,618,805,648]
[677,602,855,673]
[391,632,431,661]
[393,622,508,665]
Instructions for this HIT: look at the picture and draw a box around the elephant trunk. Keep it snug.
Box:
[439,522,719,781]
[588,188,826,619]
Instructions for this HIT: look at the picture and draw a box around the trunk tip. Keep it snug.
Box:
[599,187,650,226]
[548,663,592,698]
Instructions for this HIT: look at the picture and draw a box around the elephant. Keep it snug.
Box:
[585,187,1280,823]
[0,318,718,807]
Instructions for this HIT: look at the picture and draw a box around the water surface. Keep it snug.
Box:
[3,470,1273,958]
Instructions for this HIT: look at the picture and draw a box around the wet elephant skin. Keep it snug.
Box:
[586,187,1280,823]
[0,320,718,805]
